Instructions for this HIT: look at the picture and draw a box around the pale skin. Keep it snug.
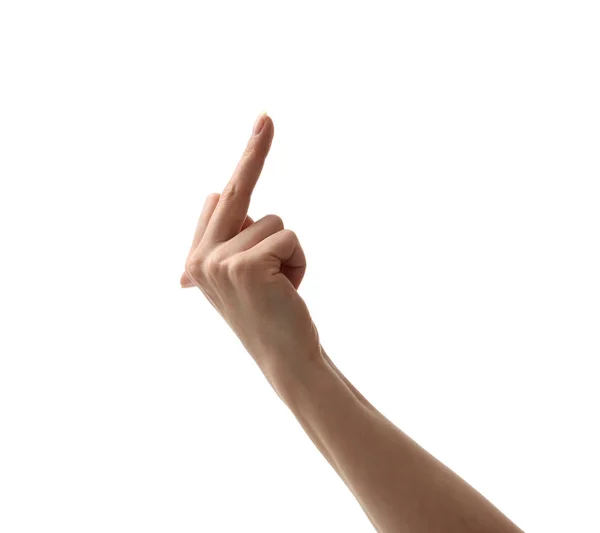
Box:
[180,112,523,533]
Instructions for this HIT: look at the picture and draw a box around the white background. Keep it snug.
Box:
[1,1,599,531]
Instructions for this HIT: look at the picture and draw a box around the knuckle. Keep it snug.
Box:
[205,251,225,275]
[187,246,231,285]
[243,142,256,157]
[188,249,225,283]
[264,214,284,231]
[221,181,249,201]
[185,256,203,281]
[220,183,237,200]
[228,255,253,281]
[206,192,220,203]
[282,228,298,242]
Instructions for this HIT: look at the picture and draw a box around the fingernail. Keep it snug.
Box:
[252,112,267,136]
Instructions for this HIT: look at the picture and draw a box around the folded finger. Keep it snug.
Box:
[181,212,255,288]
[220,214,284,256]
[179,193,220,287]
[189,193,220,254]
[245,229,307,290]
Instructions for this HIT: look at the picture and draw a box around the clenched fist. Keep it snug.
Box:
[180,113,321,382]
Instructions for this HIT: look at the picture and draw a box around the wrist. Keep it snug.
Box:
[263,344,331,408]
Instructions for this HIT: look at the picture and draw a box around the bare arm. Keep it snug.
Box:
[180,112,523,533]
[272,345,522,533]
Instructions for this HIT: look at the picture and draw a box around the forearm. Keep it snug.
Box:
[271,348,522,533]
[320,347,378,414]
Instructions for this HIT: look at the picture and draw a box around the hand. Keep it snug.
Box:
[180,113,321,379]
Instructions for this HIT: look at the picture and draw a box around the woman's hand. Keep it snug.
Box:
[179,113,321,380]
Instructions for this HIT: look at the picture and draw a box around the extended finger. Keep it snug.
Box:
[203,113,274,244]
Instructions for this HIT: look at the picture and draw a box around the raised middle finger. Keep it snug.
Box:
[202,112,274,244]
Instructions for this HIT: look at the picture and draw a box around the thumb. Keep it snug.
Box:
[249,229,307,290]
